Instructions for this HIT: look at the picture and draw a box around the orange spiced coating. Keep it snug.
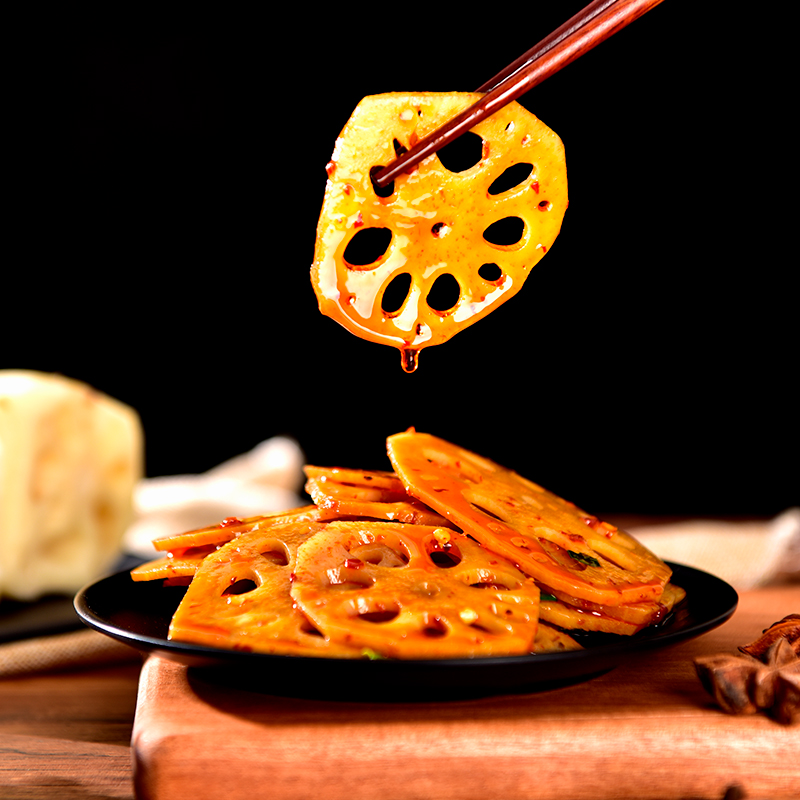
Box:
[311,93,567,371]
[387,430,672,608]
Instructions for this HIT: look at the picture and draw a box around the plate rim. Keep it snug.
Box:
[74,560,739,671]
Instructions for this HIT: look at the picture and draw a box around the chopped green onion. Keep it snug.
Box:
[568,550,600,568]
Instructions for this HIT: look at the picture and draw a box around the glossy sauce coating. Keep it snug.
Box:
[387,430,672,607]
[311,93,567,371]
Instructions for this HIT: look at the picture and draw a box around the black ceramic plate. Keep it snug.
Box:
[75,562,737,700]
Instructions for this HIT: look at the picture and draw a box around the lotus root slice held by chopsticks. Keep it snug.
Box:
[311,92,567,372]
[387,430,672,608]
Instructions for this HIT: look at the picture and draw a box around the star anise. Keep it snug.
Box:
[694,614,800,724]
[739,613,800,660]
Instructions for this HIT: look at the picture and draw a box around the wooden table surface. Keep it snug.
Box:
[0,660,141,799]
[1,585,798,800]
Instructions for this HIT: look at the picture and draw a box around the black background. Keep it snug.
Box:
[6,4,794,516]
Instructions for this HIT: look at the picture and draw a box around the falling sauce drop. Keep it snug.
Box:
[400,348,419,373]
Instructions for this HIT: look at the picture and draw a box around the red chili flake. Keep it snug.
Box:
[220,517,243,528]
[343,184,353,195]
[289,572,297,582]
[531,180,540,194]
[325,161,336,177]
[345,558,364,569]
[353,211,363,228]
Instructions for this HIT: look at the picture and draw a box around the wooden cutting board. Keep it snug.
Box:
[132,586,800,800]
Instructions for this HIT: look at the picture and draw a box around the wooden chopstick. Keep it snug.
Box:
[373,0,665,187]
[474,0,619,94]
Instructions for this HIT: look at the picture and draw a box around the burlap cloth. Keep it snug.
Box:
[2,436,797,678]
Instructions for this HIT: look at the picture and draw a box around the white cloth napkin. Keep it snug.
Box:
[123,436,306,558]
[631,507,800,590]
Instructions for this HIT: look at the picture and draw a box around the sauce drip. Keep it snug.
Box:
[400,348,419,373]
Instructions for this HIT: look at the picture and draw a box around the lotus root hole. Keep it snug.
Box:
[259,542,290,567]
[428,544,462,569]
[358,608,400,624]
[426,273,461,313]
[422,618,448,637]
[488,163,534,195]
[437,131,484,173]
[222,578,258,596]
[351,596,400,623]
[483,217,525,247]
[382,273,412,314]
[326,566,375,590]
[478,263,503,283]
[350,543,409,567]
[344,227,392,267]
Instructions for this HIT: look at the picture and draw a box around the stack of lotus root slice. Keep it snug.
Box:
[131,431,684,659]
